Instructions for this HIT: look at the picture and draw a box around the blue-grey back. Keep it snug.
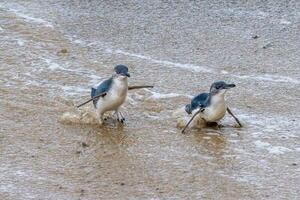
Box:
[191,92,210,110]
[91,78,113,107]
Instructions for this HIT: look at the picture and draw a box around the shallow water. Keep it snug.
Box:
[0,1,300,199]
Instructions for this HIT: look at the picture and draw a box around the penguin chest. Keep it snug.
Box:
[97,80,128,112]
[203,96,227,122]
[109,86,127,106]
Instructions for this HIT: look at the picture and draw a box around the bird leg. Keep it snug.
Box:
[182,108,205,134]
[119,111,125,122]
[226,107,242,127]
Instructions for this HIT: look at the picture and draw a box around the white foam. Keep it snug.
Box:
[41,58,103,97]
[109,48,299,85]
[144,113,160,119]
[4,7,54,28]
[280,19,291,25]
[61,85,89,96]
[148,91,192,100]
[0,25,3,32]
[254,140,292,155]
[126,96,138,105]
[88,74,102,85]
[14,170,28,176]
[221,70,229,74]
[16,39,25,46]
[251,132,264,138]
[59,108,108,125]
[254,140,271,148]
[110,49,213,73]
[239,112,300,139]
[48,62,61,70]
[9,9,54,28]
[0,183,15,193]
[233,74,300,84]
[43,58,100,79]
[44,59,69,71]
[67,35,300,85]
[74,39,85,44]
[217,8,268,20]
[267,146,292,155]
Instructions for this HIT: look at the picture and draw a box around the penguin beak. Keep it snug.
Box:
[224,83,236,89]
[121,72,130,77]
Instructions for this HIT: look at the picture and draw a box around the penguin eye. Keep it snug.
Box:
[215,85,221,89]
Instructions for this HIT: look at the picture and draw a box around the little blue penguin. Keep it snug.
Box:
[185,81,236,124]
[91,65,130,125]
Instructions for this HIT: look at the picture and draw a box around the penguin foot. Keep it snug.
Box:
[117,114,125,123]
[116,111,125,124]
[117,118,125,123]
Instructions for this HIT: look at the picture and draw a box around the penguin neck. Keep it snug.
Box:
[112,76,128,94]
[208,91,226,106]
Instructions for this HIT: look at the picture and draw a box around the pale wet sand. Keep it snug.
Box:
[0,1,300,199]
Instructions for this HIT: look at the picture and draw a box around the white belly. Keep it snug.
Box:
[201,93,227,122]
[96,78,128,114]
[202,103,226,122]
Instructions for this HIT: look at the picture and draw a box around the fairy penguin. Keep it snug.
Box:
[185,81,236,124]
[91,65,130,125]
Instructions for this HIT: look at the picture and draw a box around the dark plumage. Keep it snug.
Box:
[185,93,209,114]
[209,81,235,95]
[114,65,130,77]
[91,78,113,108]
[185,81,236,114]
[182,81,241,133]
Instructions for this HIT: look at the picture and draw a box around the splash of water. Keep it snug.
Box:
[59,107,99,125]
[172,107,206,129]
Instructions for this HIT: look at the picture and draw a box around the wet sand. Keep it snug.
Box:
[0,1,299,199]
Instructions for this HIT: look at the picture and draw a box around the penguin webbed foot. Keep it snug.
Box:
[115,111,125,124]
[118,118,125,124]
